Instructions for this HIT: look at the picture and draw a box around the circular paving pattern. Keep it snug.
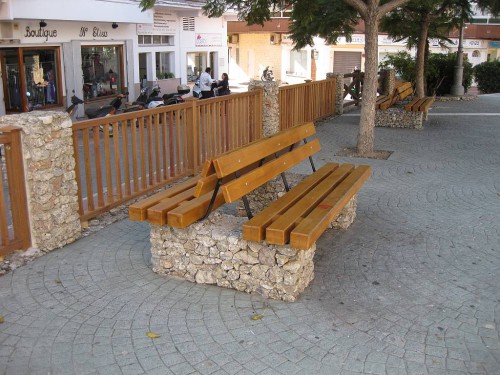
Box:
[0,96,499,374]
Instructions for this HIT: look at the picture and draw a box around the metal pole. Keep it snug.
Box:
[450,22,465,96]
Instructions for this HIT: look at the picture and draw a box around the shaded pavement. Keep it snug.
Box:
[0,95,499,375]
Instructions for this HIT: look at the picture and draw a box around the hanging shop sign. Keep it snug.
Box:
[195,33,223,47]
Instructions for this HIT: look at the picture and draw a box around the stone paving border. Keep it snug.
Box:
[0,95,498,374]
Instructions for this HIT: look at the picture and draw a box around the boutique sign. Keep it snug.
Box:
[24,26,57,41]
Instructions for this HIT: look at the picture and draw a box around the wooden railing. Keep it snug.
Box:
[72,90,263,221]
[279,77,337,130]
[0,126,31,256]
[343,70,364,107]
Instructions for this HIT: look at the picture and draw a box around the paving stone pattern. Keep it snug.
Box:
[0,95,499,374]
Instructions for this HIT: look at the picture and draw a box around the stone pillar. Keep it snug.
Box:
[248,80,280,137]
[327,72,344,115]
[0,112,81,251]
[382,69,396,96]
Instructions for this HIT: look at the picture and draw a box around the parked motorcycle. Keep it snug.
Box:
[261,66,274,81]
[147,84,190,108]
[84,93,126,119]
[66,92,84,116]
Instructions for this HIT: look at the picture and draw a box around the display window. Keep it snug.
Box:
[1,47,62,112]
[81,45,123,101]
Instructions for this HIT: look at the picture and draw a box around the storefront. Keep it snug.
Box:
[0,20,141,116]
[137,10,229,89]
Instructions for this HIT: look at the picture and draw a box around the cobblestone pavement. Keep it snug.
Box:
[0,95,499,375]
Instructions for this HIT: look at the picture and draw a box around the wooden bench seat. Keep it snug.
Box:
[130,122,371,251]
[377,81,413,110]
[243,163,371,249]
[404,96,435,113]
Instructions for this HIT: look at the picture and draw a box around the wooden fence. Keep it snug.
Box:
[72,90,262,221]
[279,77,337,130]
[0,126,31,256]
[342,71,364,108]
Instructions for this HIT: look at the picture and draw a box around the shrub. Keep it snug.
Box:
[379,51,473,96]
[379,51,415,83]
[426,53,473,96]
[474,60,500,93]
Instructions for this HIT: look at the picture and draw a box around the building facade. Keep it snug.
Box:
[228,17,500,84]
[0,0,230,116]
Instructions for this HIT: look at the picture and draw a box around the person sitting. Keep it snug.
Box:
[216,73,230,96]
[200,67,214,99]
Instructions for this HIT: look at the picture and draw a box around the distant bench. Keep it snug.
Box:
[375,82,435,129]
[129,122,371,301]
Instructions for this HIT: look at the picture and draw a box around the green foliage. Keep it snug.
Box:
[156,72,176,79]
[426,53,473,95]
[473,60,500,93]
[380,0,467,49]
[379,52,474,95]
[379,51,415,82]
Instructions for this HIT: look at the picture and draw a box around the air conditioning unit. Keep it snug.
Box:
[270,33,281,45]
[230,34,239,44]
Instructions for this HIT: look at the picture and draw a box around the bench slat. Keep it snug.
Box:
[418,97,435,112]
[290,165,371,250]
[399,87,413,101]
[128,176,199,221]
[213,122,316,178]
[167,191,226,228]
[242,163,340,242]
[266,164,355,245]
[405,97,426,111]
[221,139,321,203]
[146,188,197,225]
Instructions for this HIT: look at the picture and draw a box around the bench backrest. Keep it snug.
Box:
[209,122,319,203]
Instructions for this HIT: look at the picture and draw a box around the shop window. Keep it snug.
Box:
[1,47,62,112]
[156,52,174,79]
[138,35,174,46]
[81,46,123,101]
[472,50,480,58]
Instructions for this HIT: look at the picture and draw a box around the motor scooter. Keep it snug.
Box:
[84,93,127,119]
[148,84,191,108]
[66,93,84,116]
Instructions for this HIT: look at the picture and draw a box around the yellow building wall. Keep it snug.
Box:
[238,33,283,81]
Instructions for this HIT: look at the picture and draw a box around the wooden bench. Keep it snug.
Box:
[129,122,371,301]
[404,95,435,117]
[130,122,371,249]
[376,81,414,110]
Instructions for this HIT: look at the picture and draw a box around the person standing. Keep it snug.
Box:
[200,67,214,99]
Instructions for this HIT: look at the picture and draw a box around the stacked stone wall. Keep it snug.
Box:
[0,112,81,251]
[375,106,425,129]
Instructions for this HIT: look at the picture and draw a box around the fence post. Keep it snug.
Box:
[185,97,199,173]
[2,126,31,250]
[382,69,396,96]
[327,72,344,115]
[0,112,81,252]
[249,80,280,137]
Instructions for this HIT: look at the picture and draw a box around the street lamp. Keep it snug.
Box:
[450,21,465,96]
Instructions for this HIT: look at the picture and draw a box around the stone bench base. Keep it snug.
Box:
[375,107,425,129]
[149,194,357,302]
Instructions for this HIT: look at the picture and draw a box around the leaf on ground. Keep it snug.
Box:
[432,359,439,364]
[251,313,264,321]
[0,315,4,324]
[146,332,160,339]
[55,279,62,284]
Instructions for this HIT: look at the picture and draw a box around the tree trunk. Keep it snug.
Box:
[415,13,430,98]
[356,13,379,156]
